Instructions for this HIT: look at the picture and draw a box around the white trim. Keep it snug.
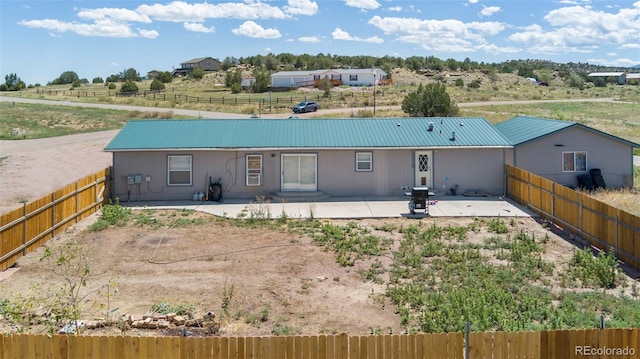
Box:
[355,152,373,172]
[167,155,192,186]
[281,153,317,191]
[246,154,263,186]
[562,151,587,172]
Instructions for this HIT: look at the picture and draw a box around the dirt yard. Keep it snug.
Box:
[0,208,596,337]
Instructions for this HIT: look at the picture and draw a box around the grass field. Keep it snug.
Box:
[1,69,638,209]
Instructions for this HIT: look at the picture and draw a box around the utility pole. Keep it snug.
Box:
[373,69,377,117]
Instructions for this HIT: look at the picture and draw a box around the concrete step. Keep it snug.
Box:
[270,191,331,202]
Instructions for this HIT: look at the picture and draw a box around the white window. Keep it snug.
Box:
[167,155,192,185]
[246,154,263,186]
[356,152,373,172]
[349,74,358,81]
[562,151,587,172]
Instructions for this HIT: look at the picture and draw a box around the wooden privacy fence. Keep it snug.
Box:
[0,329,637,359]
[0,167,112,271]
[506,165,640,271]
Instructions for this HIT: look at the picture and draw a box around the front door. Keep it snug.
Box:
[414,150,433,188]
[282,154,317,191]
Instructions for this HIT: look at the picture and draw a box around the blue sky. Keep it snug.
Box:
[1,0,639,85]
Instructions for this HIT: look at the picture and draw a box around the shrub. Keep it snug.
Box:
[120,79,138,93]
[150,79,165,91]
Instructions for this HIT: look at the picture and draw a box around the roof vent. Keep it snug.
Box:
[427,122,434,131]
[450,131,456,141]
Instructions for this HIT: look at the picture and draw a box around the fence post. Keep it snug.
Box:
[75,182,79,224]
[616,213,620,257]
[22,203,27,256]
[51,193,55,239]
[465,322,470,359]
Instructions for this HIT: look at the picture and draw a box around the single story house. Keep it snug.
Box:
[147,70,161,80]
[104,117,638,202]
[241,76,256,88]
[172,57,221,77]
[271,68,387,88]
[587,72,626,85]
[496,116,638,188]
[626,73,640,84]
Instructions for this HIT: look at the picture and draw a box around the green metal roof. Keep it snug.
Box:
[495,116,640,147]
[494,116,575,145]
[105,117,512,151]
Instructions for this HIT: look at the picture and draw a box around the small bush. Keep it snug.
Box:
[88,199,131,231]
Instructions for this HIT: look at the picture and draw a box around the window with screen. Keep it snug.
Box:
[167,155,192,186]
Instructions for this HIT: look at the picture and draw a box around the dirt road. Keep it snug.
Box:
[0,96,628,214]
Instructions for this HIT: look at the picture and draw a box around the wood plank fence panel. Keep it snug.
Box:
[581,196,618,250]
[506,165,640,272]
[24,195,53,255]
[549,191,581,228]
[0,167,111,272]
[618,211,640,267]
[0,208,23,271]
[53,183,77,237]
[1,330,637,359]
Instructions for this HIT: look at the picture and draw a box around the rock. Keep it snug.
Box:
[172,315,185,326]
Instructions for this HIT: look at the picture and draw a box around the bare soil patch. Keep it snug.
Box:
[2,209,636,337]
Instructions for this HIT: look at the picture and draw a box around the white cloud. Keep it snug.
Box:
[368,15,506,53]
[232,21,281,39]
[299,36,321,43]
[284,0,319,16]
[387,6,402,12]
[138,29,160,38]
[586,57,638,67]
[480,6,501,17]
[344,0,380,10]
[468,0,479,4]
[77,7,151,23]
[18,18,157,38]
[183,22,215,33]
[136,1,286,22]
[509,3,640,55]
[331,28,383,43]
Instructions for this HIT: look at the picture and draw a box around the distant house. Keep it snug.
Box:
[587,72,626,85]
[147,70,161,80]
[270,68,388,88]
[496,116,638,188]
[626,73,640,84]
[241,76,255,88]
[104,116,638,202]
[172,57,221,77]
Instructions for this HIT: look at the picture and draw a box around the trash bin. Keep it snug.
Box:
[208,178,222,202]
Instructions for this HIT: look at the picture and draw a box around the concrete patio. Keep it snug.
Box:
[120,195,537,219]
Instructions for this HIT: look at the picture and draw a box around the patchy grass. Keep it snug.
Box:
[309,217,640,332]
[0,102,178,140]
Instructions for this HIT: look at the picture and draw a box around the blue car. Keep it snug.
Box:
[292,101,319,113]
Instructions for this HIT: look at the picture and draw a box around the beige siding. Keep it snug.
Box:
[112,148,507,201]
[432,148,506,196]
[317,149,413,196]
[513,127,633,187]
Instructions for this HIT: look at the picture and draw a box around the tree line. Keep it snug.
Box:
[3,52,636,92]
